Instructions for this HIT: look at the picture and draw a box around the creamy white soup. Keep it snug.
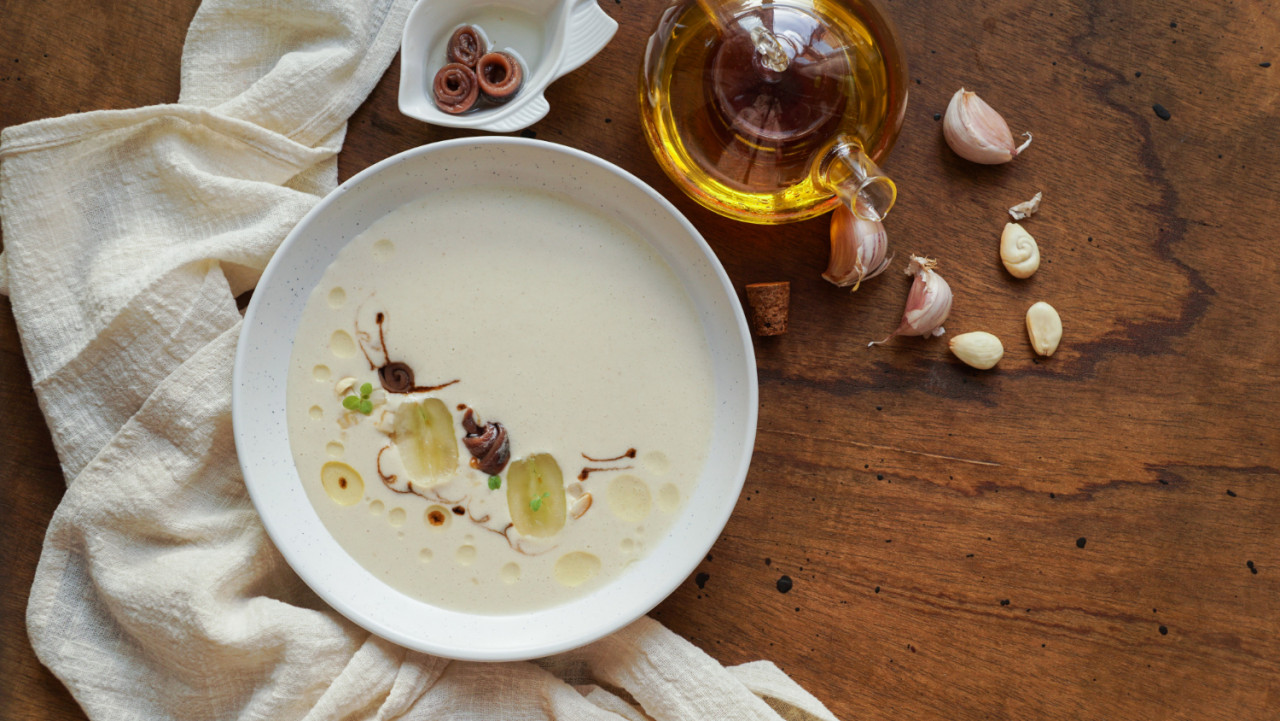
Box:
[286,185,715,613]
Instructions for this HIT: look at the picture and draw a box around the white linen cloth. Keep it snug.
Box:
[0,0,841,719]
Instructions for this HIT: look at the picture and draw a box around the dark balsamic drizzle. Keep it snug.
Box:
[377,446,465,504]
[359,310,459,393]
[578,465,634,481]
[582,448,637,463]
[376,446,403,489]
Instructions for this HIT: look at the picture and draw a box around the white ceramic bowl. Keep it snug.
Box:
[398,0,617,132]
[233,138,757,661]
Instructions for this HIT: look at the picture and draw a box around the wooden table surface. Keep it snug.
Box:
[3,0,1278,718]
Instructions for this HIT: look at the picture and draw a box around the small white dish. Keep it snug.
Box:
[398,0,617,132]
[233,138,757,661]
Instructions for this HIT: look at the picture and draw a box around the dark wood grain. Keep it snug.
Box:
[3,0,1278,719]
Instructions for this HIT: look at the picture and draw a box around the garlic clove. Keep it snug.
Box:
[1000,223,1040,279]
[869,255,953,346]
[1025,302,1062,356]
[949,331,1004,369]
[1009,191,1043,220]
[824,205,890,291]
[943,88,1032,164]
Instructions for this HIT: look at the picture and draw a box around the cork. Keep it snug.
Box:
[745,282,790,336]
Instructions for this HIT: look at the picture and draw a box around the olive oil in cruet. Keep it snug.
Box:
[640,0,909,224]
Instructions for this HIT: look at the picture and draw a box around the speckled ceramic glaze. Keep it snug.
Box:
[232,138,757,661]
[398,0,617,132]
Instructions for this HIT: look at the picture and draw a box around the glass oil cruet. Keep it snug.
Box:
[640,0,909,224]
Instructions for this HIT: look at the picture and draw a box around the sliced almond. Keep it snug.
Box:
[570,492,593,519]
[373,409,396,435]
[334,376,357,396]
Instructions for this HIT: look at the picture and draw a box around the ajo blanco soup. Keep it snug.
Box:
[286,185,715,613]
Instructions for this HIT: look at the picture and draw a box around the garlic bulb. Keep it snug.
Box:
[1000,223,1040,278]
[869,255,953,346]
[824,205,890,291]
[943,88,1032,164]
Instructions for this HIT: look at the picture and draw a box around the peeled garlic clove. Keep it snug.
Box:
[949,331,1004,369]
[869,255,953,346]
[824,205,890,291]
[943,88,1032,164]
[1025,302,1062,356]
[1001,223,1040,279]
[1009,191,1043,220]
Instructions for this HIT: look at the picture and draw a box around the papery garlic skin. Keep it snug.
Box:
[1009,191,1043,220]
[824,205,890,291]
[869,255,953,346]
[943,88,1032,164]
[1001,223,1040,278]
[949,331,1004,369]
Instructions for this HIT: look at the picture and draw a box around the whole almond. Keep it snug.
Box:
[1000,223,1040,278]
[949,331,1004,369]
[1026,302,1063,356]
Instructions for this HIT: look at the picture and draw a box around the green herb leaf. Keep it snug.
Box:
[358,399,373,415]
[342,395,360,410]
[360,382,373,397]
[488,475,501,490]
[530,492,549,512]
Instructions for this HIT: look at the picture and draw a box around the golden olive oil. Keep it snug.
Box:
[640,0,901,224]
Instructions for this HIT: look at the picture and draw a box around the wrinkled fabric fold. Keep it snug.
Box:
[2,0,840,718]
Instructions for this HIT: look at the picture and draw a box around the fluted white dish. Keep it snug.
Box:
[398,0,617,132]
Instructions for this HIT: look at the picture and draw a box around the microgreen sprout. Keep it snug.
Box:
[529,492,550,512]
[488,475,502,490]
[343,381,375,415]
